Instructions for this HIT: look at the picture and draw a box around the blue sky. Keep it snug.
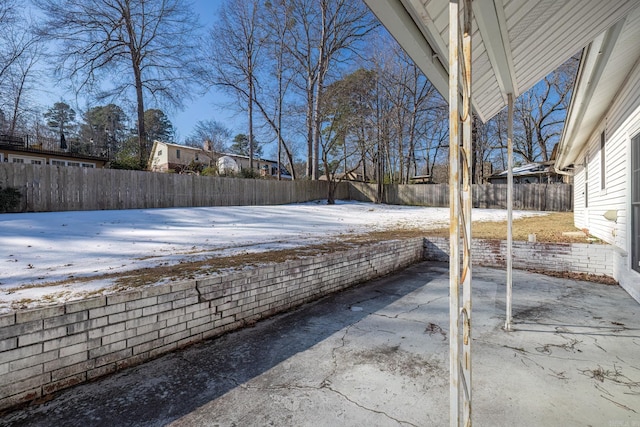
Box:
[37,0,241,144]
[171,0,242,142]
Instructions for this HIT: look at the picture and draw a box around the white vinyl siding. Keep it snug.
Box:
[600,131,606,190]
[632,133,640,272]
[573,163,586,228]
[574,60,640,253]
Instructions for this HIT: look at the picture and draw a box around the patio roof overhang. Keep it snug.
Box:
[361,1,640,424]
[556,5,640,170]
[363,0,638,123]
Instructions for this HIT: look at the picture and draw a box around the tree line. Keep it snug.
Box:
[0,0,577,188]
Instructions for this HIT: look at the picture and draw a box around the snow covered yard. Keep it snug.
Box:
[0,201,546,312]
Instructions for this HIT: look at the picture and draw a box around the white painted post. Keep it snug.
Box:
[448,1,461,424]
[505,93,514,331]
[449,0,473,425]
[461,1,473,424]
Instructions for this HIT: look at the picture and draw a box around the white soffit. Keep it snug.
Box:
[557,5,640,169]
[364,0,638,122]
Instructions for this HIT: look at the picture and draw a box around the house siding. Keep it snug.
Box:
[149,141,280,176]
[573,164,586,228]
[0,150,105,168]
[573,58,640,301]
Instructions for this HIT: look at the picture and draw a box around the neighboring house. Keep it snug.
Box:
[148,140,290,178]
[148,141,208,172]
[488,145,566,184]
[486,162,564,184]
[0,134,108,168]
[555,6,640,301]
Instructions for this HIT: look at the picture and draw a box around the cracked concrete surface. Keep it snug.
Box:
[1,261,639,426]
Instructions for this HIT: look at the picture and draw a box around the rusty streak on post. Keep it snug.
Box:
[449,0,473,425]
[461,0,473,424]
[448,0,461,424]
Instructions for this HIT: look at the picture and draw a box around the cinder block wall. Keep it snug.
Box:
[423,237,613,278]
[0,238,424,411]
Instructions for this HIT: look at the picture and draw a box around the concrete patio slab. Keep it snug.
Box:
[1,262,638,426]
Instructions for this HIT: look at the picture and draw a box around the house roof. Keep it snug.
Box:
[556,5,640,170]
[488,162,554,179]
[149,140,283,165]
[363,0,638,123]
[152,140,201,153]
[0,141,108,163]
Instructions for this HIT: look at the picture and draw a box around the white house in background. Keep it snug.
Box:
[555,6,640,302]
[148,140,290,178]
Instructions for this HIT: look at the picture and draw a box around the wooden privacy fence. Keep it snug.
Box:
[0,163,349,212]
[349,182,573,211]
[0,163,572,212]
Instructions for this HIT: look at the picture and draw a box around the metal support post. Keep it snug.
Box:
[505,93,514,331]
[449,0,473,425]
[460,0,473,423]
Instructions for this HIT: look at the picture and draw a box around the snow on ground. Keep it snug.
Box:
[0,201,546,312]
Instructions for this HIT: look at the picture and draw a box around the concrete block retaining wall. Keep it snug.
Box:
[423,237,613,278]
[0,238,424,411]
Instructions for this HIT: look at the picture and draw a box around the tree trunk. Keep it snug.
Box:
[9,72,27,137]
[396,109,405,184]
[306,79,314,178]
[312,1,328,181]
[276,64,282,180]
[123,2,146,168]
[405,101,418,182]
[134,71,146,167]
[312,70,325,181]
[248,68,254,171]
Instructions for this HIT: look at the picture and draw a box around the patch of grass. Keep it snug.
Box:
[5,211,603,310]
[427,212,595,243]
[10,298,36,310]
[87,213,591,290]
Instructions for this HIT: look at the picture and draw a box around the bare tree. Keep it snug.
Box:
[34,0,201,166]
[287,0,377,179]
[0,0,19,82]
[485,55,579,167]
[0,2,42,137]
[208,0,264,171]
[5,39,43,137]
[184,119,231,153]
[516,62,577,162]
[259,0,298,180]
